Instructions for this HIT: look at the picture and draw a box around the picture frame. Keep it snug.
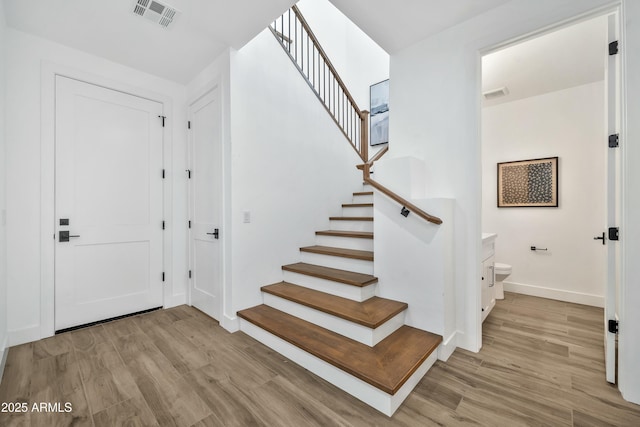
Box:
[369,79,389,146]
[497,157,558,207]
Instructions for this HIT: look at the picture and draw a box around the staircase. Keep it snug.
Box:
[238,186,442,416]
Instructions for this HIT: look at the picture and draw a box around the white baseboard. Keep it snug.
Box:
[0,336,8,384]
[9,325,41,346]
[220,314,240,333]
[437,331,457,361]
[165,293,188,308]
[503,281,604,307]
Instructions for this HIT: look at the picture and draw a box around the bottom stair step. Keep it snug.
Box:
[237,305,441,397]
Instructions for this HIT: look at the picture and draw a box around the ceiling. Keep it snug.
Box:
[2,0,295,84]
[328,0,513,54]
[482,15,607,106]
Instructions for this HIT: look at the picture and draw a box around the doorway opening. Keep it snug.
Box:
[480,10,620,384]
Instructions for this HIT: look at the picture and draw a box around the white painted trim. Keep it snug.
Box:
[40,61,174,340]
[164,293,187,309]
[221,314,240,333]
[0,336,8,384]
[503,281,604,307]
[240,318,437,416]
[9,325,40,347]
[437,331,457,361]
[263,292,405,346]
[299,251,374,275]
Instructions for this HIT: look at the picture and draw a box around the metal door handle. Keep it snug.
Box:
[59,230,81,242]
[207,228,219,239]
[594,232,606,245]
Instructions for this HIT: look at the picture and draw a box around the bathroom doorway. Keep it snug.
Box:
[480,10,621,383]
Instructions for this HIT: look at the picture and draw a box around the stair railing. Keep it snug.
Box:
[271,6,442,225]
[270,5,368,163]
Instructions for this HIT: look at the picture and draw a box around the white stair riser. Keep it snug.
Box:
[263,293,405,346]
[315,235,374,251]
[239,319,438,417]
[342,206,374,217]
[352,194,373,204]
[330,220,373,232]
[300,251,373,275]
[282,270,376,302]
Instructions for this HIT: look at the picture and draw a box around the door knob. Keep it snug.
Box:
[59,230,81,242]
[207,228,219,239]
[593,232,606,245]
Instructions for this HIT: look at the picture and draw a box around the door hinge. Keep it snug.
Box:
[162,169,166,179]
[608,319,619,334]
[188,220,191,229]
[186,169,191,179]
[609,134,619,148]
[158,115,166,127]
[189,270,192,279]
[162,220,165,230]
[609,40,619,55]
[188,121,191,129]
[609,227,619,241]
[162,272,165,282]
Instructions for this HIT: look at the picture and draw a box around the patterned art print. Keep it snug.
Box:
[497,157,558,207]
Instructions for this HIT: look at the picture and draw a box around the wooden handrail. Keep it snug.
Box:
[368,146,388,164]
[364,177,443,225]
[291,5,364,121]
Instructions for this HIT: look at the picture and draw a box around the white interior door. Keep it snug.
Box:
[188,88,222,320]
[55,76,164,331]
[604,13,621,384]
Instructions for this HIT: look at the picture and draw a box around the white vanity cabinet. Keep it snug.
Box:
[481,233,497,322]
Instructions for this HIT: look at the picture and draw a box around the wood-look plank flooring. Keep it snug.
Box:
[1,292,640,426]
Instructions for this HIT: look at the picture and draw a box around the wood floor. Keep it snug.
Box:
[1,292,640,426]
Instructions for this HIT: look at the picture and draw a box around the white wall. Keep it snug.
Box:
[482,81,606,306]
[0,0,9,378]
[5,28,188,345]
[296,0,389,112]
[229,29,364,325]
[389,0,640,404]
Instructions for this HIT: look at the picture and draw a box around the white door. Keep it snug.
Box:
[188,88,222,320]
[55,76,164,331]
[604,14,621,384]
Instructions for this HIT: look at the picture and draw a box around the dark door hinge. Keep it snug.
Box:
[186,169,191,179]
[162,272,165,282]
[609,227,619,241]
[188,220,191,229]
[162,169,165,179]
[158,115,166,127]
[189,270,192,279]
[188,121,191,129]
[162,221,165,230]
[609,40,619,55]
[608,319,619,334]
[609,134,619,148]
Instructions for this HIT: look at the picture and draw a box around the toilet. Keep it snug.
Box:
[494,263,512,300]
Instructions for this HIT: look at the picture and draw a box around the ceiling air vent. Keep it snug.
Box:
[483,87,509,100]
[132,0,180,29]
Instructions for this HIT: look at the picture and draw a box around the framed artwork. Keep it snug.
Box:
[497,157,558,207]
[369,79,389,146]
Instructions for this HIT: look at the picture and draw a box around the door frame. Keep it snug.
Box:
[40,62,174,339]
[476,4,625,357]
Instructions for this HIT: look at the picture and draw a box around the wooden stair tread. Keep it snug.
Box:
[329,216,373,221]
[342,203,374,208]
[353,192,373,196]
[237,305,442,395]
[300,245,373,261]
[282,262,377,287]
[315,230,373,239]
[262,282,406,328]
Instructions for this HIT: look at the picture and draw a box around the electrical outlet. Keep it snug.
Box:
[243,211,251,223]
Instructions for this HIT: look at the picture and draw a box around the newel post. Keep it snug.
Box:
[360,110,369,165]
